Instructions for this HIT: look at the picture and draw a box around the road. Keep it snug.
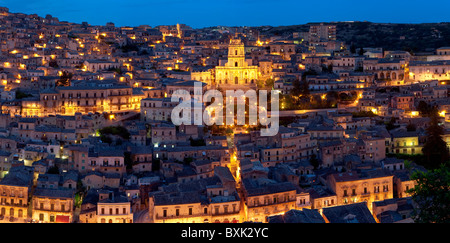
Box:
[133,208,150,223]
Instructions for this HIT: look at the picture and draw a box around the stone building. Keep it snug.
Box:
[215,38,259,90]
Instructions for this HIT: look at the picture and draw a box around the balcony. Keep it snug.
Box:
[155,212,209,220]
[98,213,131,217]
[211,210,240,217]
[100,164,123,168]
[34,207,72,213]
[248,199,296,208]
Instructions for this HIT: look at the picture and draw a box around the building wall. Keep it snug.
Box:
[245,190,297,223]
[97,202,133,223]
[329,174,394,212]
[395,177,416,198]
[409,62,450,82]
[0,185,29,219]
[215,38,259,88]
[390,137,422,155]
[31,196,74,223]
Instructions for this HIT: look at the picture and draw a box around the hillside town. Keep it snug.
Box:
[0,6,448,224]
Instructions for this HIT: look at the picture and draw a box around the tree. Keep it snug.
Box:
[385,117,399,130]
[291,79,302,97]
[407,162,450,223]
[350,44,356,54]
[359,47,364,56]
[99,126,131,140]
[406,122,417,132]
[56,71,73,87]
[264,78,275,88]
[183,157,194,165]
[190,137,206,146]
[422,110,449,168]
[15,90,33,99]
[47,165,59,174]
[417,100,432,117]
[100,134,113,144]
[49,60,58,68]
[152,158,161,171]
[309,154,319,169]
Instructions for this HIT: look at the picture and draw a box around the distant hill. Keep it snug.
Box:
[259,22,450,53]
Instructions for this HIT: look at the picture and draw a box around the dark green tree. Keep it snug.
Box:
[350,44,356,54]
[417,100,432,117]
[385,117,399,130]
[124,151,133,170]
[189,137,206,146]
[15,90,33,99]
[422,110,449,168]
[100,134,113,144]
[152,158,161,171]
[309,154,319,170]
[291,79,302,97]
[407,162,450,223]
[47,165,59,174]
[406,122,417,132]
[99,126,131,140]
[56,71,73,87]
[264,78,275,88]
[49,60,58,68]
[358,47,364,56]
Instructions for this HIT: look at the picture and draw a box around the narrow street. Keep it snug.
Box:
[133,208,150,223]
[227,130,246,223]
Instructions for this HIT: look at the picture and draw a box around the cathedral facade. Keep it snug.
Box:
[215,38,259,90]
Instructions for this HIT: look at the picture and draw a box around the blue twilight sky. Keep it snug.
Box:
[0,0,449,28]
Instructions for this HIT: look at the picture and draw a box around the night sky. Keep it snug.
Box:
[1,0,449,28]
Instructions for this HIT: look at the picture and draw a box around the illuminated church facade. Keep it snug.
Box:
[215,38,259,90]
